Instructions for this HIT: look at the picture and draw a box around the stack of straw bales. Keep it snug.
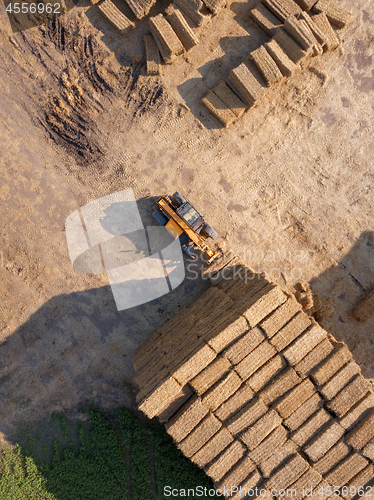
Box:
[134,247,374,499]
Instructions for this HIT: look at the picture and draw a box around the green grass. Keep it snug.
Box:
[0,407,214,500]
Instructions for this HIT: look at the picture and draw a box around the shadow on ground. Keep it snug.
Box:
[310,231,374,379]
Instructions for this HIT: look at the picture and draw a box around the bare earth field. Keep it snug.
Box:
[0,0,373,445]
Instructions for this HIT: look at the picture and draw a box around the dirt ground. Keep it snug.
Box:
[0,0,373,445]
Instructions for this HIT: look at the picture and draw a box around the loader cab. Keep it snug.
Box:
[176,202,204,232]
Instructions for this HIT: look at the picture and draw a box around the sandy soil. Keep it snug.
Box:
[0,0,373,444]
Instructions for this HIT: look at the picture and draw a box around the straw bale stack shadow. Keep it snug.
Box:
[133,249,374,500]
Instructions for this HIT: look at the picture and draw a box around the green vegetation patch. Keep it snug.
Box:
[0,407,215,500]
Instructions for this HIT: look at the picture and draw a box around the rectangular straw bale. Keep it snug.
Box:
[281,0,303,15]
[135,352,167,382]
[259,367,302,405]
[223,327,265,365]
[283,323,327,366]
[165,5,199,51]
[162,327,198,356]
[264,39,298,77]
[165,394,209,442]
[346,409,374,451]
[273,28,310,64]
[263,0,301,22]
[160,319,194,347]
[310,12,340,51]
[202,371,242,411]
[295,338,334,378]
[199,310,248,348]
[135,364,169,394]
[143,34,161,76]
[325,453,369,488]
[242,284,287,326]
[190,356,231,395]
[213,81,247,119]
[343,464,374,499]
[303,421,345,462]
[199,295,237,323]
[138,376,182,419]
[140,0,157,16]
[353,288,374,323]
[249,424,288,464]
[215,383,255,421]
[290,468,323,500]
[171,343,217,385]
[314,439,351,475]
[260,440,298,478]
[227,62,267,107]
[219,277,264,306]
[260,297,302,338]
[174,0,206,26]
[217,265,265,295]
[165,337,202,366]
[299,19,323,55]
[312,480,336,500]
[326,375,372,418]
[284,15,315,51]
[205,440,246,482]
[249,45,283,85]
[284,16,323,56]
[310,343,352,386]
[158,384,193,423]
[273,378,316,419]
[271,312,312,352]
[320,361,361,400]
[265,453,310,491]
[191,427,234,467]
[178,412,222,457]
[231,470,262,500]
[291,408,331,446]
[298,12,329,47]
[235,341,277,380]
[132,340,163,371]
[284,392,323,431]
[202,91,237,128]
[124,0,144,19]
[363,437,374,461]
[217,456,257,491]
[133,337,163,371]
[149,14,184,64]
[340,392,374,430]
[240,410,282,451]
[250,3,282,36]
[207,316,249,354]
[293,0,315,10]
[247,355,288,392]
[227,397,268,436]
[165,346,201,373]
[98,0,134,33]
[185,286,227,320]
[312,0,351,28]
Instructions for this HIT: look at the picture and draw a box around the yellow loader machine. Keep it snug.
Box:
[153,192,221,264]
